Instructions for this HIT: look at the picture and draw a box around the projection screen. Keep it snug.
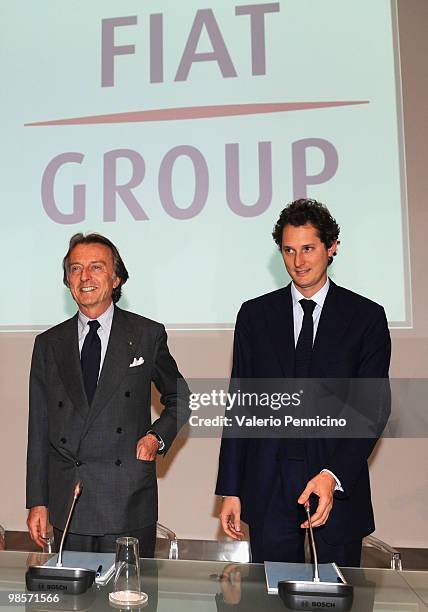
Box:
[1,0,410,330]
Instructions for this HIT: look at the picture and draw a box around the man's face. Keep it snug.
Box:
[281,223,337,297]
[67,243,120,317]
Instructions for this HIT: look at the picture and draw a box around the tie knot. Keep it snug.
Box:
[299,299,316,315]
[88,319,100,332]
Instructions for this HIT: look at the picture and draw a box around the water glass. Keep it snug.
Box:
[43,524,55,553]
[0,524,5,550]
[109,537,147,607]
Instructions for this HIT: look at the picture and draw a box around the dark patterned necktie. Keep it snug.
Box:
[295,299,316,378]
[81,320,101,405]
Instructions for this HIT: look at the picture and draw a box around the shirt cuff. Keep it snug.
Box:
[321,469,344,492]
[146,430,165,453]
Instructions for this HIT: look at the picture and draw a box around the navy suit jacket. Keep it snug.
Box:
[216,281,391,545]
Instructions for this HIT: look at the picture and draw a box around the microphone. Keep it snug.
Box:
[305,501,320,582]
[26,480,96,595]
[277,499,353,610]
[57,481,82,567]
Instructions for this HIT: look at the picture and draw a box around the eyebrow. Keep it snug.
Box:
[282,243,316,249]
[69,259,107,266]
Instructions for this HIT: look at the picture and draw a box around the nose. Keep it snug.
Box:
[80,266,91,282]
[295,251,305,268]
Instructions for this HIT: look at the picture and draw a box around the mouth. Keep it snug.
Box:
[80,286,98,293]
[294,269,310,276]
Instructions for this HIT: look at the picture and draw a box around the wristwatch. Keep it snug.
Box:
[147,430,165,453]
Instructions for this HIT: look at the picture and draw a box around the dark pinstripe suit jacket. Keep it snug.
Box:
[26,306,190,535]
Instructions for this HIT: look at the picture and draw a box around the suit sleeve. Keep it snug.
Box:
[325,305,391,498]
[26,335,49,508]
[150,325,191,454]
[215,305,250,497]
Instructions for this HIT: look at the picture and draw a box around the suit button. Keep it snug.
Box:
[75,460,82,467]
[125,391,131,398]
[60,437,67,444]
[116,427,122,434]
[115,459,122,466]
[58,401,63,407]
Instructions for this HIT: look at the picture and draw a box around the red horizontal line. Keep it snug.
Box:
[24,101,369,127]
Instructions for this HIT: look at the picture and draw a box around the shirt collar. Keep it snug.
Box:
[78,301,114,333]
[291,278,330,309]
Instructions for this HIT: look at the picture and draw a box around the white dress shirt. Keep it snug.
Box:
[78,301,114,376]
[291,278,343,492]
[291,279,330,346]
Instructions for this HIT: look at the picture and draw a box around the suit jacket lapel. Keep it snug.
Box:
[80,307,137,437]
[311,280,350,373]
[52,314,89,422]
[265,285,295,377]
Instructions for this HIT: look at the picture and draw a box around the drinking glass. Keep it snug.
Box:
[42,524,55,553]
[109,537,148,607]
[0,524,5,550]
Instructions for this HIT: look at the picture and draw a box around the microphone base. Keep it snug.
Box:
[278,580,353,611]
[25,566,95,595]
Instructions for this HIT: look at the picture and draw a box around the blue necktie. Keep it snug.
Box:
[284,300,316,459]
[81,320,101,405]
[295,299,316,378]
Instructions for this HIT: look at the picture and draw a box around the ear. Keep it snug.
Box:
[327,240,338,257]
[113,276,121,289]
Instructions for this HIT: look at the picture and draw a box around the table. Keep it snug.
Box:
[0,551,427,611]
[400,571,428,608]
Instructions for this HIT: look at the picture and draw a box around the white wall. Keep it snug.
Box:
[1,0,428,548]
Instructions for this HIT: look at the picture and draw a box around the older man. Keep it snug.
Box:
[27,233,190,555]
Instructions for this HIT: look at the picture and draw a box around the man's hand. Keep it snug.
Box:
[219,564,243,605]
[27,506,49,549]
[219,496,243,540]
[136,434,160,461]
[298,472,336,528]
